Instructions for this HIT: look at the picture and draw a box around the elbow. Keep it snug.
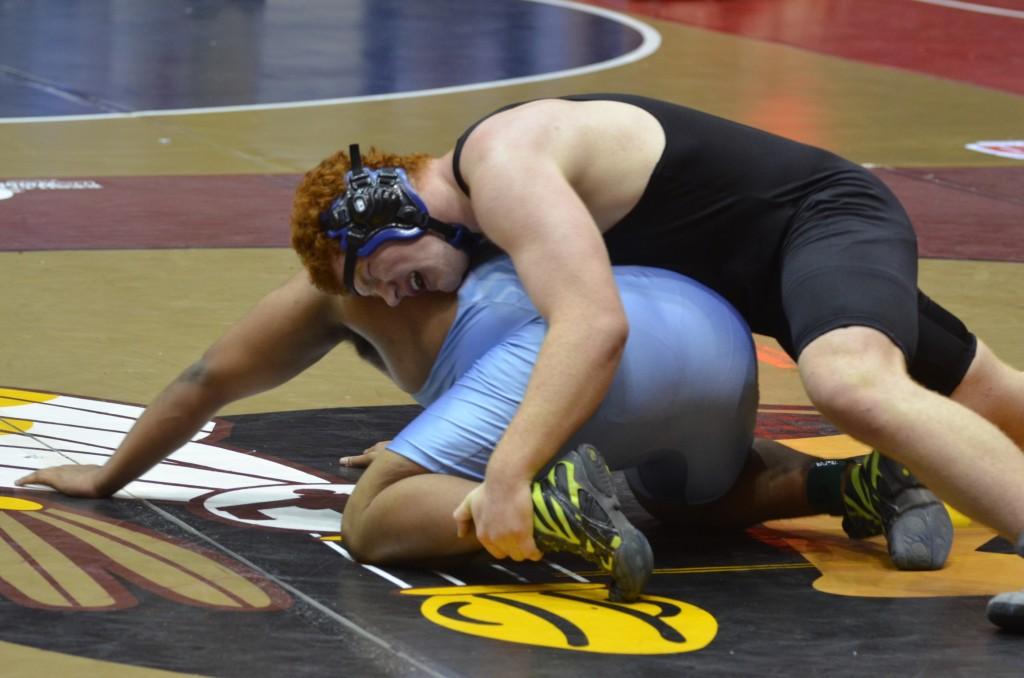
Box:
[589,309,629,362]
[178,358,224,397]
[550,306,627,367]
[181,354,245,407]
[167,359,230,414]
[611,312,630,349]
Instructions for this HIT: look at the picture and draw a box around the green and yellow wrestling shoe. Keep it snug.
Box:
[531,444,653,602]
[841,450,953,570]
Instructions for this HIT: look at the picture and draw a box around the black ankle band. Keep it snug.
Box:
[806,459,849,516]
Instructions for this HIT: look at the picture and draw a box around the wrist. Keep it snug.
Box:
[484,465,535,493]
[91,466,124,498]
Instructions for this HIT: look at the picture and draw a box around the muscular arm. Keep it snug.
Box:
[454,111,629,559]
[17,272,348,497]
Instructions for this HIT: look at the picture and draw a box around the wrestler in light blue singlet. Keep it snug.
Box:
[389,256,758,505]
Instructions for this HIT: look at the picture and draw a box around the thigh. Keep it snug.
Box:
[952,340,1024,444]
[780,186,920,361]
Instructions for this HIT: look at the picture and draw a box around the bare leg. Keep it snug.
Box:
[798,326,1024,541]
[948,340,1024,631]
[350,441,852,549]
[342,450,481,563]
[951,339,1024,447]
[633,438,822,529]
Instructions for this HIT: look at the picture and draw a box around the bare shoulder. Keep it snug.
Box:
[461,98,661,182]
[465,98,656,151]
[259,271,347,331]
[458,98,663,230]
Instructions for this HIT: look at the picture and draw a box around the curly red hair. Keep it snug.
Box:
[290,147,432,294]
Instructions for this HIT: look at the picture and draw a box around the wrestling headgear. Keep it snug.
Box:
[319,144,473,295]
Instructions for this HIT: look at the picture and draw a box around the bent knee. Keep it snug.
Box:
[341,504,400,564]
[798,327,913,431]
[339,502,377,562]
[340,521,384,564]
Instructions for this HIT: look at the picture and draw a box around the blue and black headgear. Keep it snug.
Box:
[319,144,474,295]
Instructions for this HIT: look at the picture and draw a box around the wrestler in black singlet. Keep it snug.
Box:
[451,93,975,395]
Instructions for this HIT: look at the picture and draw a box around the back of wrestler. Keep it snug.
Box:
[390,255,758,507]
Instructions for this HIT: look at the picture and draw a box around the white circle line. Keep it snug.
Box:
[0,0,660,125]
[913,0,1024,20]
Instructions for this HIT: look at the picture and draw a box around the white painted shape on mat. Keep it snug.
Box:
[1,390,332,509]
[965,140,1024,160]
[202,483,355,532]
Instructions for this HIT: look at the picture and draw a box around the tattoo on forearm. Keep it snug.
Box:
[178,360,207,384]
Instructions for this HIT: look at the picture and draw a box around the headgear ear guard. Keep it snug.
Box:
[319,144,473,295]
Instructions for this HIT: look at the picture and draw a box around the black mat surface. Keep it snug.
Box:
[4,404,1019,676]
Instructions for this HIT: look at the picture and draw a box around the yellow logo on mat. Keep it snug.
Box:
[0,419,32,436]
[0,388,56,436]
[0,497,42,511]
[0,388,57,407]
[404,583,717,654]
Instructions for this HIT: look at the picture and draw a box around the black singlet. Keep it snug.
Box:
[452,94,873,335]
[451,93,976,392]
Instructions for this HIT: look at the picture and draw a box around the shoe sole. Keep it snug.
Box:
[886,497,953,571]
[573,445,654,603]
[866,454,954,571]
[988,590,1024,633]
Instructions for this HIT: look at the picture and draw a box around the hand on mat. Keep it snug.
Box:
[339,440,392,468]
[15,464,107,497]
[454,481,542,562]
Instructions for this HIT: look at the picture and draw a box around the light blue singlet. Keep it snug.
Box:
[388,256,758,505]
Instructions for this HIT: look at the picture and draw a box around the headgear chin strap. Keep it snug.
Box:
[319,144,473,295]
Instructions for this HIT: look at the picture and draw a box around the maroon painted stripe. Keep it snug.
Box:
[3,169,1021,261]
[1,174,299,251]
[875,167,1024,261]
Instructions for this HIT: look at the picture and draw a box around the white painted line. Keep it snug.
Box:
[360,564,414,590]
[0,0,660,124]
[319,539,413,589]
[433,570,466,586]
[0,179,102,193]
[545,560,589,583]
[913,0,1024,19]
[490,563,531,583]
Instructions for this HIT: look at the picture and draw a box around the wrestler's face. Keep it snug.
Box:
[340,234,469,306]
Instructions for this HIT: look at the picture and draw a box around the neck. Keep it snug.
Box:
[416,154,478,231]
[343,292,458,394]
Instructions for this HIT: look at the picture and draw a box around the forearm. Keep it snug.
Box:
[93,362,230,496]
[485,316,626,486]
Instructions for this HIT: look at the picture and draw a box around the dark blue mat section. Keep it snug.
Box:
[0,0,643,118]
